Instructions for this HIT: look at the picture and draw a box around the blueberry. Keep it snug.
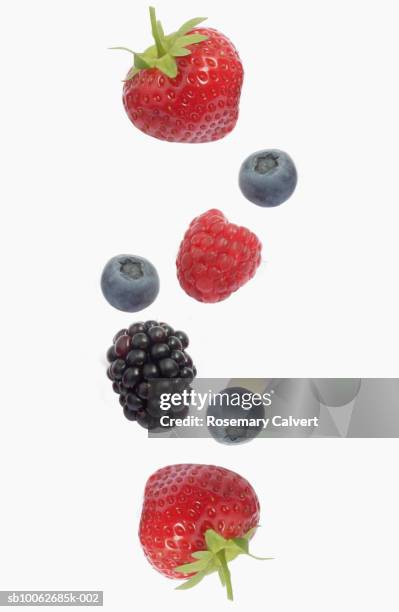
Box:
[101,254,160,312]
[239,149,297,207]
[207,386,265,445]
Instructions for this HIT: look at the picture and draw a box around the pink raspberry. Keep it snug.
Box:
[176,209,262,303]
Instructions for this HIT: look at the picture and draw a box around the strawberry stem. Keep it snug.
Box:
[112,7,209,80]
[149,6,165,57]
[175,527,273,601]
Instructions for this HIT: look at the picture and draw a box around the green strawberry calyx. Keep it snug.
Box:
[175,527,273,601]
[111,7,209,80]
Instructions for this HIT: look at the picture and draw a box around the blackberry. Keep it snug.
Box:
[106,320,197,429]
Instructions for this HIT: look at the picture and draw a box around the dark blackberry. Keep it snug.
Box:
[122,367,141,388]
[179,367,194,381]
[128,322,146,336]
[143,362,159,380]
[174,330,189,348]
[147,325,167,343]
[150,343,170,361]
[144,320,159,330]
[167,336,183,351]
[123,405,138,421]
[160,322,174,337]
[106,320,197,426]
[113,328,128,343]
[131,332,150,350]
[126,349,147,367]
[112,381,122,394]
[159,358,179,378]
[114,334,132,358]
[110,359,126,380]
[170,350,186,366]
[107,346,117,363]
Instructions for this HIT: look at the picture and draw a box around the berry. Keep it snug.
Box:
[122,367,141,388]
[160,323,174,337]
[113,328,128,343]
[170,350,186,366]
[158,358,179,378]
[101,254,159,312]
[128,322,146,335]
[207,387,265,445]
[144,320,159,330]
[106,321,196,427]
[176,209,262,303]
[147,325,167,343]
[174,330,189,348]
[167,336,183,351]
[239,149,298,208]
[143,363,160,380]
[150,343,170,361]
[126,349,147,367]
[139,464,269,600]
[179,367,194,380]
[114,334,132,358]
[131,332,150,350]
[106,346,117,362]
[110,359,126,380]
[115,8,243,143]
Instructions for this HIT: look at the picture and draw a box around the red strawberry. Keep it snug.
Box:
[114,7,244,143]
[139,464,270,600]
[176,209,262,303]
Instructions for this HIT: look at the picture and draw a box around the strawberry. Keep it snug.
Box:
[176,209,262,303]
[113,7,244,143]
[139,464,271,600]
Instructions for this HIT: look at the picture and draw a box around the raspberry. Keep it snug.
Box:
[176,209,262,303]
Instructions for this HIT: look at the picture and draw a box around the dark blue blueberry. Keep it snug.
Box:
[239,149,297,207]
[207,386,265,445]
[101,254,159,312]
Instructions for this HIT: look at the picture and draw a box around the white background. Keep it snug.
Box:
[1,0,399,610]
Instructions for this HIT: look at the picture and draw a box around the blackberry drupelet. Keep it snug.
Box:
[106,320,196,429]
